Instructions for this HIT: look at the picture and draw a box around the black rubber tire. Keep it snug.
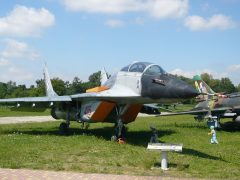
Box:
[59,122,68,135]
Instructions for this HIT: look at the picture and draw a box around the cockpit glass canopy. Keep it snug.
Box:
[121,62,166,75]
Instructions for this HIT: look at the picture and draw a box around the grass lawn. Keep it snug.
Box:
[0,107,50,117]
[0,115,239,179]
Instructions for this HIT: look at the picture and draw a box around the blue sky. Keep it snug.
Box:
[0,0,240,86]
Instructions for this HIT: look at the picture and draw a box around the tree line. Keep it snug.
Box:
[176,73,240,94]
[0,71,101,98]
[0,71,239,99]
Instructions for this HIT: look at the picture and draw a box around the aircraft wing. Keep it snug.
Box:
[0,96,72,103]
[71,86,140,103]
[0,96,72,110]
[158,107,233,116]
[158,109,209,116]
[0,87,140,107]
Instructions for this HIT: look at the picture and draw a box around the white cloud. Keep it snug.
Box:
[147,0,188,19]
[170,67,240,85]
[62,0,238,31]
[184,14,236,31]
[170,68,195,78]
[227,64,240,72]
[63,0,189,19]
[0,66,33,83]
[1,39,39,60]
[105,19,124,28]
[0,5,55,37]
[63,0,142,14]
[0,39,39,85]
[170,68,228,80]
[0,58,10,66]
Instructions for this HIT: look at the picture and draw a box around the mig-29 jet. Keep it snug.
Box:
[0,62,198,141]
[161,75,240,127]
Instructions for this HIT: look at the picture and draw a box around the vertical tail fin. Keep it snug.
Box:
[100,67,108,86]
[44,64,58,97]
[193,75,215,100]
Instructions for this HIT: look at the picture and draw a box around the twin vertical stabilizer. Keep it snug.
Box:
[44,64,58,97]
[101,68,108,86]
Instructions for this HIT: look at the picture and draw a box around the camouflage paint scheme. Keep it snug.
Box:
[162,75,240,123]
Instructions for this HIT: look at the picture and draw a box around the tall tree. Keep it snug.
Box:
[88,71,101,87]
[0,82,7,98]
[201,73,213,85]
[35,79,45,96]
[51,78,66,95]
[219,77,236,93]
[68,77,85,94]
[11,85,28,98]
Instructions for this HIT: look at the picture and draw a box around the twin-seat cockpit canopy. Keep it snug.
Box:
[121,62,166,75]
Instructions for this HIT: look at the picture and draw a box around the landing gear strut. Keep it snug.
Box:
[111,119,127,142]
[111,105,129,143]
[59,107,70,135]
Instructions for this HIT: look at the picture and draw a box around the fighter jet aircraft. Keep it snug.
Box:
[161,75,240,126]
[0,62,198,141]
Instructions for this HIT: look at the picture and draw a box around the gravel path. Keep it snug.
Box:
[0,116,56,124]
[0,168,200,180]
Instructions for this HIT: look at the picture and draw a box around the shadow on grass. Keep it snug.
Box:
[174,122,208,130]
[220,121,240,132]
[182,148,227,162]
[153,162,189,170]
[1,126,175,147]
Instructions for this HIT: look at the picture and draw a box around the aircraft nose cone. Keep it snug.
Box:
[174,81,199,99]
[141,73,199,100]
[166,77,199,99]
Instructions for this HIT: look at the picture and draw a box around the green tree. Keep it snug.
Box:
[219,77,236,93]
[35,79,45,96]
[27,85,39,97]
[0,82,7,98]
[68,77,85,94]
[88,71,101,87]
[5,81,17,98]
[201,73,213,85]
[52,78,66,95]
[11,85,28,98]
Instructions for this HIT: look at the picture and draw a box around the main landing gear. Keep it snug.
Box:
[59,109,70,135]
[59,122,69,135]
[111,105,129,143]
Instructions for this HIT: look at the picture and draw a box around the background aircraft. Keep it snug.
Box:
[161,75,240,127]
[0,62,198,141]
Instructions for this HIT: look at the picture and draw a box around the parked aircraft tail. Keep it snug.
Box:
[44,64,58,97]
[193,75,216,101]
[101,67,108,86]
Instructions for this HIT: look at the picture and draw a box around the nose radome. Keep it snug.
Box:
[170,78,199,99]
[141,73,198,100]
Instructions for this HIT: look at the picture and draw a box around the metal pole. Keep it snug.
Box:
[161,151,168,170]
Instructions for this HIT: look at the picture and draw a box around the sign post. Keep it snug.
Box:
[147,143,183,170]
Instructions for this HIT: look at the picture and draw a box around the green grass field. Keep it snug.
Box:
[0,115,239,179]
[0,107,50,117]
